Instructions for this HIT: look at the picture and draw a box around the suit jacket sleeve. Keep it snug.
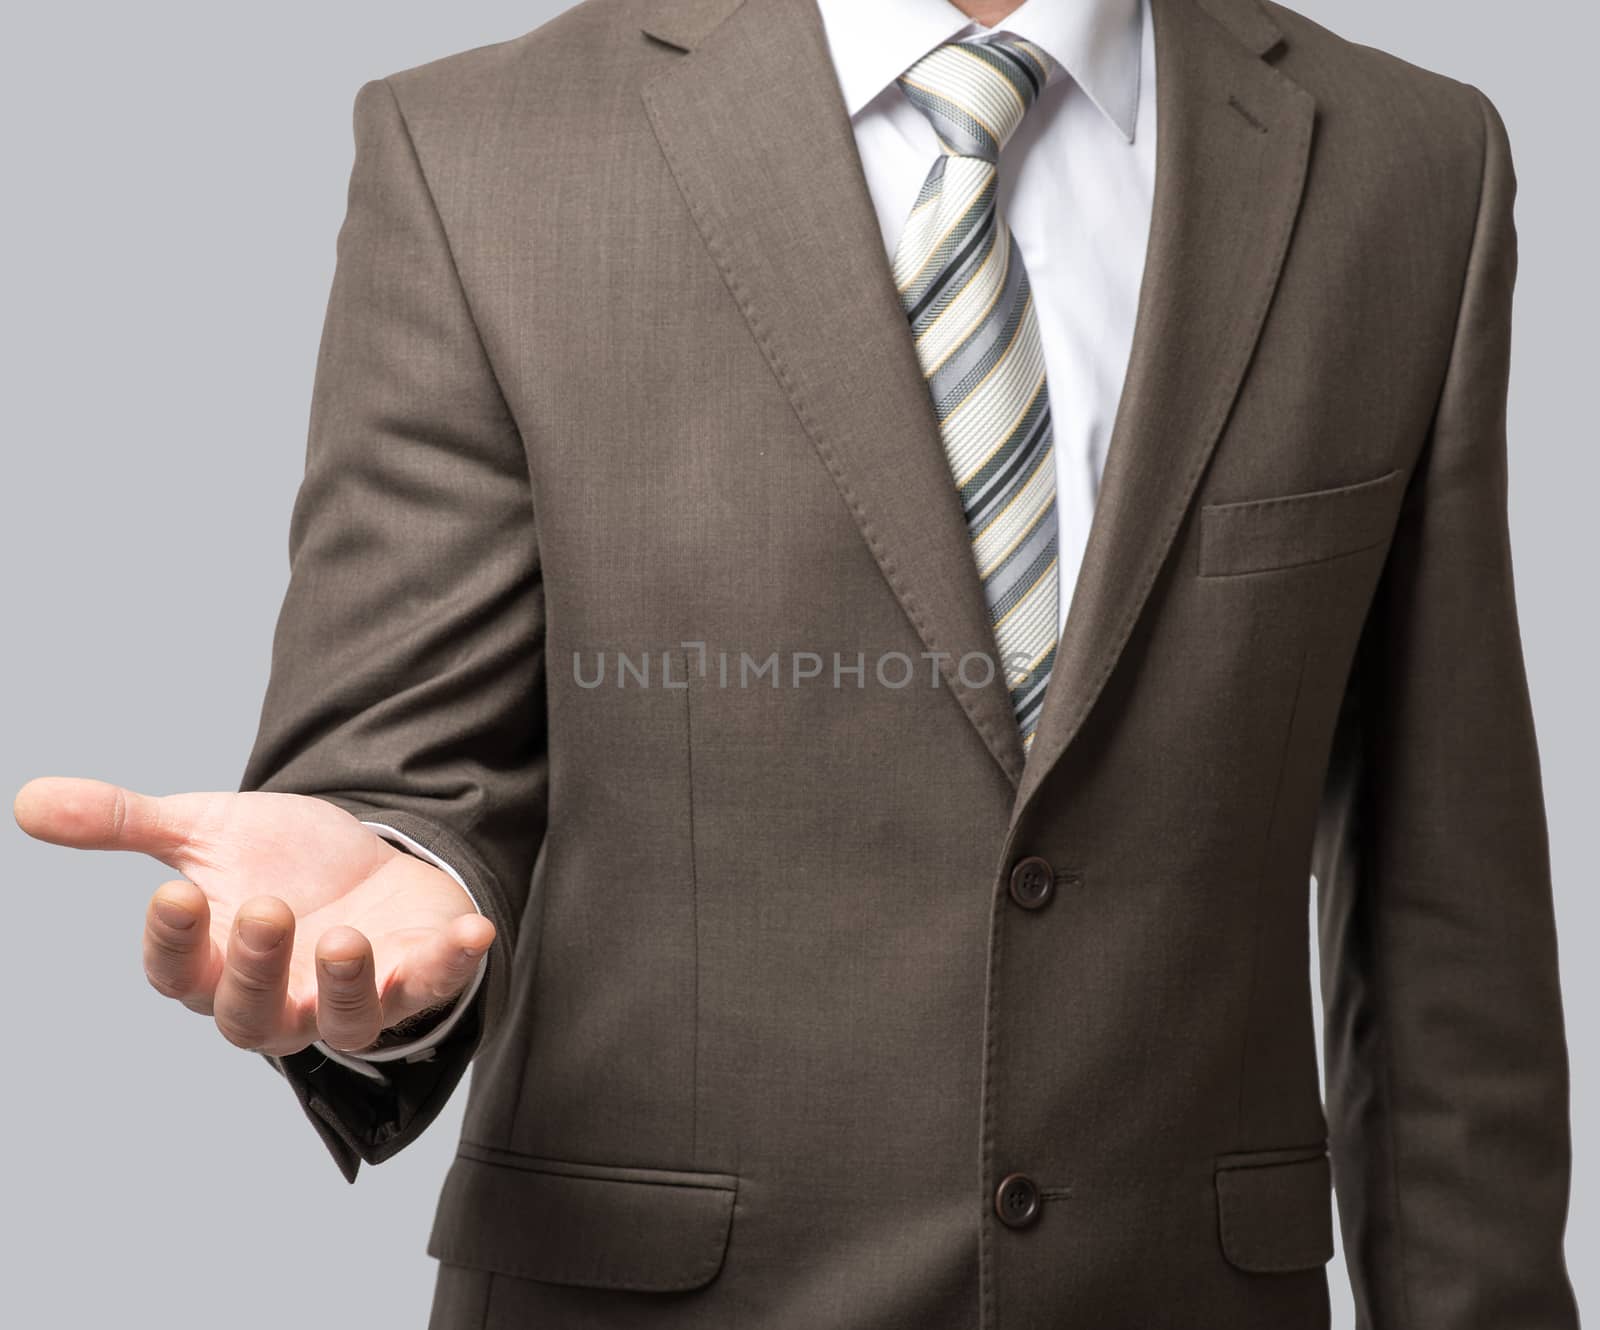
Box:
[1313,88,1578,1326]
[237,77,547,1183]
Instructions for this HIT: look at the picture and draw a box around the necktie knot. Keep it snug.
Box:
[896,33,1057,163]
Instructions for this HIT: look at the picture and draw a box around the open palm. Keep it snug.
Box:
[13,777,494,1056]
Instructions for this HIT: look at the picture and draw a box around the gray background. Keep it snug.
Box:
[2,2,1592,1325]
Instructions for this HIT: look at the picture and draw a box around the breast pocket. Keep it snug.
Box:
[1197,466,1406,578]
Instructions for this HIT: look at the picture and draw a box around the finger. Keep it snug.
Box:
[213,895,296,1052]
[313,926,383,1053]
[143,879,221,1007]
[377,914,495,1024]
[13,777,207,865]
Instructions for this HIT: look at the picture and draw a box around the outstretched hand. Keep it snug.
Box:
[13,778,494,1056]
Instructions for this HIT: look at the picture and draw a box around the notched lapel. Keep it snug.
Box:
[640,0,1029,786]
[1013,0,1317,816]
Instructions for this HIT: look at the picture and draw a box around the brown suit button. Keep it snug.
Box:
[1008,856,1055,910]
[994,1173,1041,1228]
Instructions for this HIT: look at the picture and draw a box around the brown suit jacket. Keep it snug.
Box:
[238,0,1579,1325]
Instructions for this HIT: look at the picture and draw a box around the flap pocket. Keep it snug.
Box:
[427,1142,738,1292]
[1214,1146,1334,1273]
[1199,467,1405,577]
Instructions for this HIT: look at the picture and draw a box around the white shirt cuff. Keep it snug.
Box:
[308,820,490,1084]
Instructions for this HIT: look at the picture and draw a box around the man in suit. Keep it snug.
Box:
[13,0,1579,1324]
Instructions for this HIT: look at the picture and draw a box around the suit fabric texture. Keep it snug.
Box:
[237,0,1579,1325]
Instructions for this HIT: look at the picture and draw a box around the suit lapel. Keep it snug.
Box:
[1012,0,1316,817]
[641,0,1030,785]
[640,0,1316,800]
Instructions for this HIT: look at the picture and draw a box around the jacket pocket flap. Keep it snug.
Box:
[1214,1148,1334,1273]
[1199,467,1405,577]
[427,1144,738,1292]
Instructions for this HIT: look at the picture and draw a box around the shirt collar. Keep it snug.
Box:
[814,0,1143,143]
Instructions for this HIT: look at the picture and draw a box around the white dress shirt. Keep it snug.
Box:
[817,0,1155,631]
[328,0,1156,1072]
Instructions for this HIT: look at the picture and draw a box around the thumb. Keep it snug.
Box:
[13,777,202,864]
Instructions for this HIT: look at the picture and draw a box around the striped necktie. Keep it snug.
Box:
[892,33,1059,751]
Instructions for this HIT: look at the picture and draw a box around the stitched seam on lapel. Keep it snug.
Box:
[1019,72,1315,815]
[639,77,1023,787]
